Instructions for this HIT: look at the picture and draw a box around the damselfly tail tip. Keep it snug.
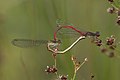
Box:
[11,39,17,46]
[11,39,23,48]
[11,39,29,48]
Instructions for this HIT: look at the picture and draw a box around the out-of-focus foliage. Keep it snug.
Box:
[0,0,120,80]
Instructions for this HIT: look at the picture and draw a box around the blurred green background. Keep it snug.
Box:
[0,0,120,80]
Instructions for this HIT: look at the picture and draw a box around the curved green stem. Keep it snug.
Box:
[71,71,77,80]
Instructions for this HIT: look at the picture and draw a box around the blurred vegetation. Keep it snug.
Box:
[0,0,120,80]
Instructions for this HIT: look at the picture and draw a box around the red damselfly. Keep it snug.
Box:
[11,20,100,48]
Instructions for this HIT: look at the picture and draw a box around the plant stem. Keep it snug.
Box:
[111,2,119,10]
[54,58,57,67]
[71,70,77,80]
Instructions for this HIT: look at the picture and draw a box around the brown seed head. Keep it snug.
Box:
[91,75,95,80]
[95,39,102,46]
[71,56,76,61]
[117,16,120,25]
[107,52,114,58]
[45,66,57,73]
[59,75,68,80]
[106,35,115,45]
[101,48,108,53]
[107,7,115,14]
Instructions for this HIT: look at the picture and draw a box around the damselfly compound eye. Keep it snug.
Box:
[95,31,100,37]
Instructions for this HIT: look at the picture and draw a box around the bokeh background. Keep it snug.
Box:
[0,0,120,80]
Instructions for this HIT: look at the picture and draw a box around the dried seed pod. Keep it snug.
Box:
[59,75,68,80]
[118,11,120,16]
[107,52,115,58]
[45,65,57,73]
[106,35,115,45]
[101,48,108,53]
[95,39,102,46]
[75,62,81,71]
[117,19,120,25]
[91,74,95,80]
[71,56,76,61]
[84,58,88,62]
[117,15,120,25]
[71,56,81,71]
[107,7,115,14]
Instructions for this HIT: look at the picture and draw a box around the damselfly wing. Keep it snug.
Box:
[11,39,48,48]
[11,39,61,48]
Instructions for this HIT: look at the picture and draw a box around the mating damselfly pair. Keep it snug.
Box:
[11,20,100,48]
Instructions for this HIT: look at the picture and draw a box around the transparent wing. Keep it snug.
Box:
[56,19,83,38]
[11,39,48,48]
[57,28,81,39]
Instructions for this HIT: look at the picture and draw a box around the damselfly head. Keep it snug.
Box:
[95,31,100,37]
